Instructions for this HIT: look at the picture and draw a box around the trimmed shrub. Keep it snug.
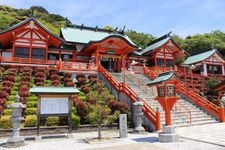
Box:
[28,96,38,101]
[71,106,77,115]
[24,115,37,127]
[46,117,59,126]
[6,101,14,106]
[52,80,60,86]
[72,114,80,126]
[8,95,15,101]
[12,86,19,91]
[108,100,129,114]
[80,85,89,94]
[27,101,37,108]
[66,82,75,87]
[4,109,12,116]
[0,116,12,129]
[11,91,18,95]
[0,91,9,98]
[64,72,72,78]
[73,96,89,123]
[26,108,37,115]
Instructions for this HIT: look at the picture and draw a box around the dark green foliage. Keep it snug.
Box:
[0,5,69,35]
[71,106,77,115]
[72,114,80,126]
[126,30,156,49]
[46,117,59,126]
[0,116,12,129]
[24,115,37,127]
[172,31,225,56]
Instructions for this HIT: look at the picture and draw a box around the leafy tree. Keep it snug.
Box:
[125,30,156,49]
[88,104,119,139]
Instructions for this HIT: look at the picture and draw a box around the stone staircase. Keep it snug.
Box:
[110,72,219,127]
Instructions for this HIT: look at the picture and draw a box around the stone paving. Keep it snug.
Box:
[176,122,225,147]
[0,123,225,150]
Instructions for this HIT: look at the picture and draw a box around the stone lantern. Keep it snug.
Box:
[6,94,25,147]
[133,96,145,133]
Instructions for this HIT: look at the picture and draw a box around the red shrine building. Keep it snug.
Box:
[132,33,188,73]
[183,49,225,76]
[0,17,189,73]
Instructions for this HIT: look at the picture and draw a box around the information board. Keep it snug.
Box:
[40,97,69,115]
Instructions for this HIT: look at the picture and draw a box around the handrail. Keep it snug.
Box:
[178,83,224,121]
[174,100,192,124]
[60,62,98,72]
[143,67,157,80]
[98,65,161,130]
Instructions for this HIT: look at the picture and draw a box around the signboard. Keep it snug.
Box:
[40,97,69,115]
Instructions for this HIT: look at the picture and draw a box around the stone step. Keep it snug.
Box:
[174,120,219,127]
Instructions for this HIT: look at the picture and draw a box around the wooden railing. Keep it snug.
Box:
[143,67,157,80]
[147,66,175,75]
[178,83,225,121]
[59,62,98,72]
[0,56,55,65]
[174,100,192,124]
[98,65,161,130]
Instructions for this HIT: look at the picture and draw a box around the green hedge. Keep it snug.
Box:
[24,115,37,127]
[13,86,19,91]
[26,108,37,115]
[14,83,19,87]
[11,91,18,95]
[26,101,37,108]
[8,95,15,101]
[46,117,59,126]
[6,101,14,106]
[0,116,12,129]
[28,96,38,102]
[72,114,80,126]
[4,109,12,116]
[72,106,77,115]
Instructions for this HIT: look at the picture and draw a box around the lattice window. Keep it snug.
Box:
[158,86,165,97]
[166,85,175,96]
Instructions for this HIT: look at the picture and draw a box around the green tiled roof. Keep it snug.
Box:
[141,36,170,55]
[148,72,174,85]
[61,27,136,46]
[29,87,80,94]
[183,49,216,65]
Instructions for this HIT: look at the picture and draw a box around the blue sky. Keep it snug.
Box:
[0,0,225,38]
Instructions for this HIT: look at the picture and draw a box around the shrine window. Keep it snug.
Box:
[157,58,164,67]
[15,47,29,58]
[32,48,46,59]
[166,59,174,67]
[207,65,222,74]
[166,85,175,96]
[158,86,165,97]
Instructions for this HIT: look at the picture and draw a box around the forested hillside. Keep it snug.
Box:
[1,5,225,55]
